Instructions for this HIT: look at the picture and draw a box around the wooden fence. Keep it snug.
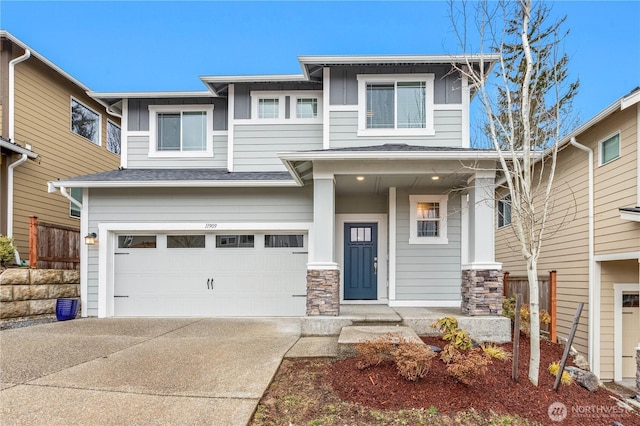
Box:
[503,271,557,342]
[29,216,80,270]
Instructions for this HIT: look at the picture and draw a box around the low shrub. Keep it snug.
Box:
[354,334,395,370]
[0,235,16,266]
[431,316,473,351]
[503,296,552,336]
[392,342,436,382]
[445,348,491,385]
[481,343,512,361]
[548,361,573,385]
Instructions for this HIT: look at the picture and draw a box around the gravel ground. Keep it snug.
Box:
[0,316,59,330]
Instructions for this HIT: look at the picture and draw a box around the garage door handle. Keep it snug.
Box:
[292,294,306,297]
[114,253,129,255]
[207,278,214,290]
[114,295,129,298]
[292,252,308,254]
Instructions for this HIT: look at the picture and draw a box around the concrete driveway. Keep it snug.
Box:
[0,318,301,425]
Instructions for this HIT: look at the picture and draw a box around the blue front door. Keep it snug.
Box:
[344,223,378,300]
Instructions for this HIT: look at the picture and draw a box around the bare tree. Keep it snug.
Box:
[450,0,579,385]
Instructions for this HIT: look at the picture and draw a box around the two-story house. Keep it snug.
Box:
[0,31,121,264]
[48,55,506,320]
[496,88,640,384]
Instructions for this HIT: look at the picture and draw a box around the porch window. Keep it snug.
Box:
[409,194,448,244]
[357,74,435,136]
[497,195,512,228]
[148,105,214,157]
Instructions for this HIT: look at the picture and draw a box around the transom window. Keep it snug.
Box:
[497,195,512,228]
[71,98,101,145]
[249,91,321,122]
[148,105,214,157]
[409,194,448,244]
[600,132,620,165]
[357,74,434,136]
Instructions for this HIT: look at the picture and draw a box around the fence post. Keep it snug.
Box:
[29,216,38,268]
[503,271,510,298]
[550,270,557,343]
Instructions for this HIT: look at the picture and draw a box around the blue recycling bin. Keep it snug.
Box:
[56,298,79,321]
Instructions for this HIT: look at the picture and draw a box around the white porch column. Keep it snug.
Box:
[462,170,503,316]
[307,176,340,316]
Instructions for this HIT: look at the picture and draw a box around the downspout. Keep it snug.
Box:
[569,136,595,373]
[59,186,83,210]
[7,49,31,264]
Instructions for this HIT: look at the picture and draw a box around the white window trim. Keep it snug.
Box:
[106,119,121,155]
[357,74,435,137]
[497,194,512,229]
[598,130,621,166]
[247,91,322,124]
[409,194,448,245]
[148,104,214,158]
[70,96,102,146]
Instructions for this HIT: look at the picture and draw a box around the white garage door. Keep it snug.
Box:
[113,233,307,317]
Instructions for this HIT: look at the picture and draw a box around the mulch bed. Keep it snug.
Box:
[329,334,640,425]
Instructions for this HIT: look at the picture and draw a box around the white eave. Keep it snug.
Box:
[0,139,38,159]
[88,90,213,99]
[620,210,640,222]
[48,180,299,189]
[279,150,516,161]
[297,53,501,65]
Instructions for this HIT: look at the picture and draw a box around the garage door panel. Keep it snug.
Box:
[114,233,308,317]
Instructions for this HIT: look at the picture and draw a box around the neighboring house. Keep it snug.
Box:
[496,88,640,383]
[49,54,508,321]
[0,31,121,263]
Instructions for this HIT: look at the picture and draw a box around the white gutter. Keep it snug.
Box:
[49,180,300,189]
[279,150,541,161]
[569,136,596,374]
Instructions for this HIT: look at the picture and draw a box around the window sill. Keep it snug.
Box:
[357,128,435,137]
[409,237,448,245]
[148,150,214,158]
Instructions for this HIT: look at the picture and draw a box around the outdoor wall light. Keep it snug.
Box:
[84,232,98,245]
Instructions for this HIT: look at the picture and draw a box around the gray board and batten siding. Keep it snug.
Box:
[84,186,314,316]
[395,188,462,301]
[329,65,463,106]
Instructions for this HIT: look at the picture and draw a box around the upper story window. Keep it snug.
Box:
[148,105,214,157]
[107,120,121,155]
[599,132,620,165]
[409,194,448,245]
[497,194,512,228]
[249,91,322,123]
[357,74,435,137]
[71,98,101,145]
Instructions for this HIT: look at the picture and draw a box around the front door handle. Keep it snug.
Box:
[374,257,378,275]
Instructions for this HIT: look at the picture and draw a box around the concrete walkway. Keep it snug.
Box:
[0,318,300,426]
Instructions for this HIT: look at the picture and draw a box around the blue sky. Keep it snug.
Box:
[1,1,638,127]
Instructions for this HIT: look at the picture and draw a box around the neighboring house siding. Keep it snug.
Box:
[85,186,313,315]
[329,110,462,148]
[329,65,462,106]
[599,260,639,380]
[10,55,120,253]
[127,98,227,131]
[395,189,461,301]
[593,106,639,255]
[233,123,322,172]
[126,134,228,169]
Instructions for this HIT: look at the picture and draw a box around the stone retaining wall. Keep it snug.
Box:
[0,269,80,319]
[461,269,503,316]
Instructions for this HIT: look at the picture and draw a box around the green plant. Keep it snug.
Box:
[354,334,395,370]
[0,235,16,266]
[481,343,512,361]
[392,342,436,382]
[432,316,473,351]
[502,296,552,335]
[427,406,438,415]
[548,362,573,385]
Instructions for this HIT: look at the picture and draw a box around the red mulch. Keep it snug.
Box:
[329,334,640,425]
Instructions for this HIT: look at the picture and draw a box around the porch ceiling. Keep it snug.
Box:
[334,172,473,196]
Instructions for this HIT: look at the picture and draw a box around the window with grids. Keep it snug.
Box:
[295,98,318,119]
[409,194,448,244]
[258,98,280,119]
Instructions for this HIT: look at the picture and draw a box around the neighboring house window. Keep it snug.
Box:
[69,187,82,219]
[107,120,121,155]
[148,105,214,157]
[497,195,512,228]
[599,132,620,165]
[357,74,435,136]
[71,98,101,145]
[409,194,448,244]
[249,91,322,122]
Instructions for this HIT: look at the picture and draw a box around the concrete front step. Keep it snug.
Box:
[337,325,424,358]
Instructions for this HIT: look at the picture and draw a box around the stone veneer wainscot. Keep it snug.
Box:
[306,269,340,316]
[461,269,503,316]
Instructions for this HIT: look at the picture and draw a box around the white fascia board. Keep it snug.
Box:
[200,74,309,84]
[298,54,500,65]
[88,91,213,99]
[279,150,512,161]
[1,30,91,92]
[621,89,640,110]
[0,140,38,158]
[49,180,300,189]
[620,211,640,222]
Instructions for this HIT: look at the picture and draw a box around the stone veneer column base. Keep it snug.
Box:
[461,269,503,316]
[306,269,340,316]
